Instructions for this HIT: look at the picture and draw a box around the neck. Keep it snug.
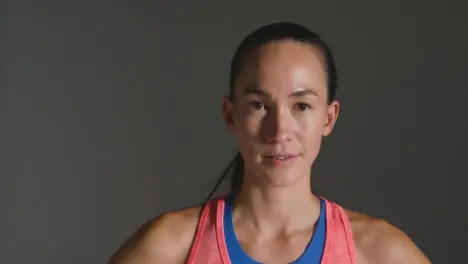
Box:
[232,172,321,236]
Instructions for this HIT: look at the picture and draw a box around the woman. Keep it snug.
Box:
[109,22,431,264]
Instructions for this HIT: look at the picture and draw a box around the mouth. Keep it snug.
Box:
[262,153,299,165]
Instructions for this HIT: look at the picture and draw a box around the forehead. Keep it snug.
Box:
[234,40,327,99]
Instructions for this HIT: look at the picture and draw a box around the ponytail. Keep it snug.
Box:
[188,153,243,263]
[230,153,244,196]
[202,152,244,205]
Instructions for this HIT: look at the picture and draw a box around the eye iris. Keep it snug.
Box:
[297,103,308,111]
[252,101,263,109]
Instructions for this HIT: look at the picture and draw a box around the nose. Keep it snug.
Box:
[262,106,292,144]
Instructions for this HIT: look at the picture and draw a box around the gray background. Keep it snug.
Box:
[2,1,467,263]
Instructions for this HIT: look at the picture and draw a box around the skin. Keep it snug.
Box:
[108,40,431,264]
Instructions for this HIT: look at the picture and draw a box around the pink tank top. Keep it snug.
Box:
[186,196,357,264]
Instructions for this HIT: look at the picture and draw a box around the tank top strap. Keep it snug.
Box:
[186,196,228,264]
[320,199,357,264]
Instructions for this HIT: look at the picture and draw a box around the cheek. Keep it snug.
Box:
[234,110,263,137]
[231,111,261,150]
[297,112,326,152]
[299,114,325,137]
[246,116,264,137]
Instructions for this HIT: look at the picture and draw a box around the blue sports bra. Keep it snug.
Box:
[223,196,327,264]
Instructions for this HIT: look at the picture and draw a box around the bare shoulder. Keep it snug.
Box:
[344,209,431,264]
[108,205,202,264]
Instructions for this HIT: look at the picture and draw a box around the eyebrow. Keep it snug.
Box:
[290,89,319,98]
[243,86,319,98]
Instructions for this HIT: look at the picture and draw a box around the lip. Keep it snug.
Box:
[262,153,299,165]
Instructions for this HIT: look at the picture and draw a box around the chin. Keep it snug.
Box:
[259,167,309,187]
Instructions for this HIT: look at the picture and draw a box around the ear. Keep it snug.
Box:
[223,96,235,131]
[322,100,340,136]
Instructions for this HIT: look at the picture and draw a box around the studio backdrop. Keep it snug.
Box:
[2,1,467,263]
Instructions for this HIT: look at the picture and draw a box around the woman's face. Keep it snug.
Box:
[223,40,339,187]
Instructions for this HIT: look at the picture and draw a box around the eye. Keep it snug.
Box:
[295,102,311,111]
[249,100,264,110]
